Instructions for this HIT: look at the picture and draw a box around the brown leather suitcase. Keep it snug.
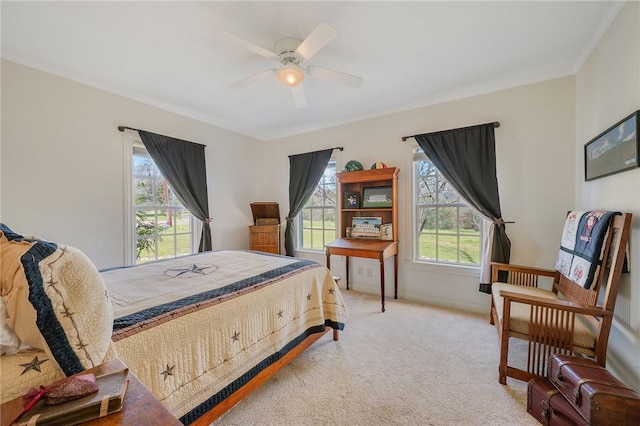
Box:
[528,377,588,425]
[547,354,640,425]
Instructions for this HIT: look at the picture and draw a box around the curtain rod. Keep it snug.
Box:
[289,147,344,156]
[118,125,206,147]
[401,121,500,141]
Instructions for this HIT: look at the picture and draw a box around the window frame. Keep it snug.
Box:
[411,148,484,268]
[296,159,338,253]
[123,134,196,265]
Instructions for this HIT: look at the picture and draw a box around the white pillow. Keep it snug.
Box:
[0,297,23,355]
[0,225,113,374]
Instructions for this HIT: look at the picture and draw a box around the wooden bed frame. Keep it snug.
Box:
[192,327,339,425]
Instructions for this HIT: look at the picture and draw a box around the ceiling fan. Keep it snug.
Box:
[219,22,363,108]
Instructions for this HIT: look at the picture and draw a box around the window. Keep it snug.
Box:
[413,149,483,265]
[298,160,337,251]
[132,145,193,264]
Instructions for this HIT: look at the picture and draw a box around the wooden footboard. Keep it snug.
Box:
[191,326,338,425]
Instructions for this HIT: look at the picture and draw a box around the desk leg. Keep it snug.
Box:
[326,252,331,271]
[345,256,350,290]
[379,256,385,313]
[394,254,398,299]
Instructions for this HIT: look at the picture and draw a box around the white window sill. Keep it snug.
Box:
[405,259,480,278]
[295,249,325,256]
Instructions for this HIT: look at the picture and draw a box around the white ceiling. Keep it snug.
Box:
[1,1,622,141]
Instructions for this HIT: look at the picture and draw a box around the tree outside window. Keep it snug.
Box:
[133,148,193,263]
[298,160,337,251]
[414,151,483,265]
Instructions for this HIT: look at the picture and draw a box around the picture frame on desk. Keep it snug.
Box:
[351,217,382,239]
[343,191,360,209]
[380,223,393,240]
[362,186,393,208]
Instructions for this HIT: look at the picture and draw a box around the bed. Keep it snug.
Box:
[0,224,347,424]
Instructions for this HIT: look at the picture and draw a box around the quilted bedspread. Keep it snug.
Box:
[104,250,346,423]
[1,227,346,424]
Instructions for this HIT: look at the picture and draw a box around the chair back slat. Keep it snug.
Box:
[508,271,539,287]
[527,304,576,377]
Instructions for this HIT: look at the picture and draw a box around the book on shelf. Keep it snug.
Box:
[15,369,129,426]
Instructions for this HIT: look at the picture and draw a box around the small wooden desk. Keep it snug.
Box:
[325,238,398,312]
[1,359,182,426]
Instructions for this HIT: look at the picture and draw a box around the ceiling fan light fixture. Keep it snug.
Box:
[277,63,304,87]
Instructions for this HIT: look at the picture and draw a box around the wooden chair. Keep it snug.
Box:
[489,213,632,384]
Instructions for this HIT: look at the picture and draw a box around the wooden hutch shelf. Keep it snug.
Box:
[336,167,399,241]
[325,167,399,312]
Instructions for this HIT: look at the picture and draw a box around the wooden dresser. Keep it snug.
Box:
[249,202,280,254]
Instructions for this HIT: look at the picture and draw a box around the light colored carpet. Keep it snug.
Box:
[215,290,539,426]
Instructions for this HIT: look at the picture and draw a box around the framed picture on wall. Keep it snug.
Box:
[584,110,639,181]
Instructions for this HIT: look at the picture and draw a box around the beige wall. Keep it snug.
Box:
[1,60,262,269]
[259,76,576,312]
[575,1,640,390]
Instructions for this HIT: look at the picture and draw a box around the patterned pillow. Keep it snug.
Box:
[0,224,114,375]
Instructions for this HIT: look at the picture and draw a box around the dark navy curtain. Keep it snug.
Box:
[138,130,212,252]
[285,149,333,256]
[414,123,510,293]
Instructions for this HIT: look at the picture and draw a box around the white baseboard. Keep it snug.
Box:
[339,281,488,314]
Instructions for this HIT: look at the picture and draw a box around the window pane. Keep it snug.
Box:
[459,207,481,235]
[437,207,457,231]
[417,175,437,204]
[324,229,336,246]
[460,235,481,264]
[311,230,324,250]
[440,181,460,204]
[418,233,437,260]
[438,234,459,262]
[177,234,192,256]
[157,235,175,260]
[134,157,154,177]
[325,183,336,207]
[322,207,333,224]
[417,207,436,233]
[134,177,153,205]
[413,153,483,266]
[298,160,337,251]
[166,185,181,205]
[133,147,193,264]
[175,210,192,233]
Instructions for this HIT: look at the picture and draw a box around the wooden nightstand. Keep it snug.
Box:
[1,359,182,426]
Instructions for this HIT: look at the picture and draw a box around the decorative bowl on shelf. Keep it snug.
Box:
[343,160,363,172]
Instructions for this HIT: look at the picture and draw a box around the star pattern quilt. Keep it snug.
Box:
[1,226,346,425]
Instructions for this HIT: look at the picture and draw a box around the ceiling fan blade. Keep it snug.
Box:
[229,69,277,89]
[291,84,308,109]
[307,66,363,88]
[219,30,279,60]
[295,22,338,61]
